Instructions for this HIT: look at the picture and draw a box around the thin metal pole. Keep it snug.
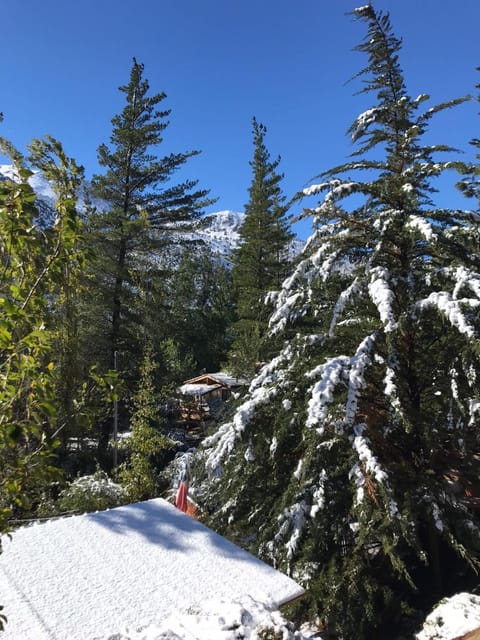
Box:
[113,350,118,467]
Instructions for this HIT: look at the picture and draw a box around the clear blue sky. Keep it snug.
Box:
[1,1,478,239]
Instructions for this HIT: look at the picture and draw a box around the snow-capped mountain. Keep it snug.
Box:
[192,210,304,259]
[0,166,303,259]
[189,210,244,256]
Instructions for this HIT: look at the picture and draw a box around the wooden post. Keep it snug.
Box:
[113,350,118,467]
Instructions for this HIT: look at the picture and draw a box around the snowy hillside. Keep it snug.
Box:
[181,209,303,260]
[193,209,244,255]
[172,210,246,260]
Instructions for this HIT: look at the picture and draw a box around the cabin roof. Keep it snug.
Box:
[0,498,304,639]
[182,372,246,388]
[178,382,222,396]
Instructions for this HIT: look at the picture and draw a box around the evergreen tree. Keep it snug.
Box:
[167,247,235,373]
[117,342,170,502]
[84,58,213,442]
[194,7,480,638]
[229,118,293,375]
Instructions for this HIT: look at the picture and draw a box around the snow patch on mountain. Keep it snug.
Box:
[192,210,245,257]
[0,164,57,207]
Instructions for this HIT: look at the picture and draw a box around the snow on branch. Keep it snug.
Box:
[406,215,437,241]
[416,292,480,338]
[384,365,402,414]
[345,334,376,424]
[367,265,397,332]
[204,385,277,475]
[413,93,430,105]
[352,423,387,484]
[451,266,480,300]
[203,420,242,477]
[303,181,330,197]
[314,248,342,281]
[329,277,361,336]
[349,424,399,516]
[350,107,382,141]
[310,470,328,518]
[469,399,480,426]
[306,356,350,431]
[203,351,291,476]
[430,500,444,533]
[349,462,366,505]
[354,4,373,13]
[327,181,359,203]
[268,292,304,334]
[275,500,309,562]
[303,179,360,212]
[306,333,376,434]
[268,243,333,335]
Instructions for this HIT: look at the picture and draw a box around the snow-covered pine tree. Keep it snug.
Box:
[193,6,480,638]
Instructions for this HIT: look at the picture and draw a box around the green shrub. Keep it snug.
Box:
[58,470,126,514]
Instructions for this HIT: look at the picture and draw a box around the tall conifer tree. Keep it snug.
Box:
[229,118,292,375]
[84,59,212,437]
[195,8,480,638]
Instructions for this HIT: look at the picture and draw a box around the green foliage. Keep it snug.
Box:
[117,343,171,502]
[167,248,235,372]
[28,136,91,455]
[0,135,90,630]
[158,338,196,390]
[0,137,88,533]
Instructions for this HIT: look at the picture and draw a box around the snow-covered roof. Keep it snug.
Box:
[183,372,247,387]
[178,383,222,396]
[0,498,304,640]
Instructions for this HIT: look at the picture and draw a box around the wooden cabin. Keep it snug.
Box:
[177,372,246,424]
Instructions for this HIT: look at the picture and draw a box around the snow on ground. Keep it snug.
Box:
[416,592,480,640]
[0,498,304,640]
